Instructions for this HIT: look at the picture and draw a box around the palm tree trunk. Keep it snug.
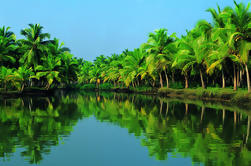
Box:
[240,69,243,87]
[160,100,163,115]
[21,84,25,92]
[222,70,225,88]
[245,64,250,92]
[237,67,240,87]
[165,102,169,117]
[199,69,205,89]
[246,116,250,144]
[164,70,169,88]
[234,64,237,91]
[159,72,163,88]
[185,75,189,89]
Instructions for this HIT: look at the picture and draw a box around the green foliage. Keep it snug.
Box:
[169,82,183,89]
[0,1,251,94]
[0,24,80,91]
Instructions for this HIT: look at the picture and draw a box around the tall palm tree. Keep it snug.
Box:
[226,1,251,92]
[19,24,51,69]
[173,25,211,89]
[143,29,176,88]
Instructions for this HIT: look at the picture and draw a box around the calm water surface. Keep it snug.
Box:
[0,91,250,166]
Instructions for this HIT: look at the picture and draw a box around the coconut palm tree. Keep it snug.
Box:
[33,54,61,89]
[13,66,34,91]
[0,66,14,91]
[120,48,146,87]
[226,1,251,92]
[101,54,124,87]
[78,60,93,84]
[19,24,51,69]
[60,52,79,85]
[0,26,16,66]
[173,25,211,89]
[143,29,176,88]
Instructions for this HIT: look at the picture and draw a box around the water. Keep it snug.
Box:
[0,91,250,166]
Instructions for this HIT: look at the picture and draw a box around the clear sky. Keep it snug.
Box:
[0,0,250,61]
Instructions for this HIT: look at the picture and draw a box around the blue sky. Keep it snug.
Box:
[0,0,250,61]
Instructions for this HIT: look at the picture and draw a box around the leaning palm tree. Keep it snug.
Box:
[19,24,51,69]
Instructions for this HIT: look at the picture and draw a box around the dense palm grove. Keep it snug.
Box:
[0,1,250,92]
[0,24,80,91]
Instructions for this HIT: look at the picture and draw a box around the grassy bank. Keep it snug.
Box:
[79,84,251,108]
[158,87,251,108]
[1,84,251,109]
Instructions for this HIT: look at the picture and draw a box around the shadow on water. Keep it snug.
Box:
[0,90,251,166]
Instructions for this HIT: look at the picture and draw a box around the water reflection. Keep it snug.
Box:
[0,91,251,166]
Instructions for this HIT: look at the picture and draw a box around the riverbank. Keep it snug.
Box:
[81,85,251,109]
[158,87,251,109]
[1,85,251,109]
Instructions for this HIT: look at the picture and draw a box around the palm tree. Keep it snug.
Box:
[19,24,51,69]
[143,29,176,88]
[33,54,61,89]
[206,5,231,88]
[226,1,251,92]
[0,26,16,66]
[101,54,123,87]
[173,25,211,89]
[0,66,14,91]
[60,52,79,85]
[120,48,146,87]
[78,60,93,84]
[13,66,34,91]
[48,38,70,56]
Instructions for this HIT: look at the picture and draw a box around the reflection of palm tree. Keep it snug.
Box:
[246,116,250,144]
[201,106,205,122]
[185,103,188,115]
[222,109,225,124]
